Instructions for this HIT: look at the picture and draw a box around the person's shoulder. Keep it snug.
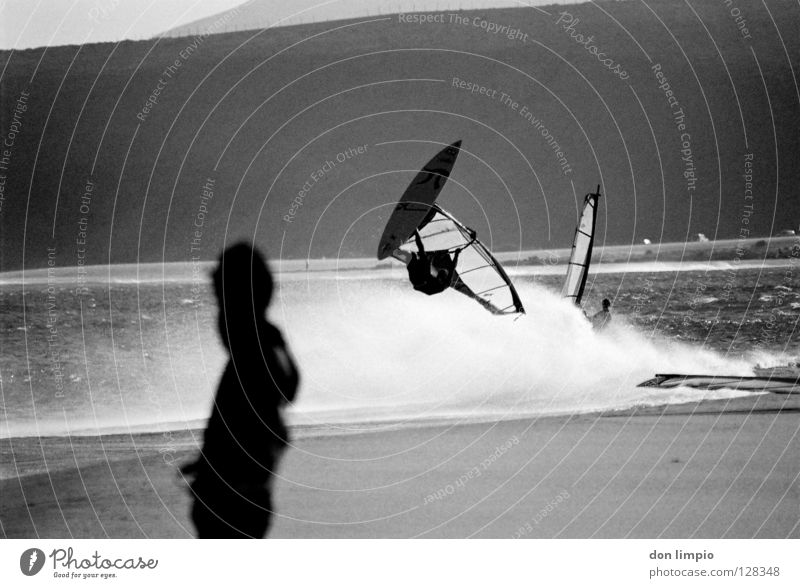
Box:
[258,321,285,345]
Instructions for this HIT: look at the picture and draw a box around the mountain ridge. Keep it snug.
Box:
[1,0,798,272]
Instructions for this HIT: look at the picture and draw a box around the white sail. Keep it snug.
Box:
[561,188,601,305]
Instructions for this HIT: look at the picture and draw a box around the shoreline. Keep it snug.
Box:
[2,392,798,538]
[0,385,772,447]
[1,257,796,289]
[1,235,797,285]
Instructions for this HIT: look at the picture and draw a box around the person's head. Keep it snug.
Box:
[602,298,611,310]
[213,243,273,329]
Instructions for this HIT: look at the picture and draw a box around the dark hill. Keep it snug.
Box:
[1,0,799,272]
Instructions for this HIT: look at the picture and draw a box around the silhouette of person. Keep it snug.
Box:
[182,243,299,538]
[406,231,458,295]
[590,298,612,330]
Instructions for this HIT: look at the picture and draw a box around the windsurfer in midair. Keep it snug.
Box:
[406,231,458,295]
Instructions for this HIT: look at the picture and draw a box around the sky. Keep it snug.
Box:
[0,0,586,50]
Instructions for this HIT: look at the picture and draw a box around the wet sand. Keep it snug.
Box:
[1,393,798,539]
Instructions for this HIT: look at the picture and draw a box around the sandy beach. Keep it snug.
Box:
[1,393,798,539]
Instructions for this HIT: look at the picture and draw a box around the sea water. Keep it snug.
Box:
[0,262,798,438]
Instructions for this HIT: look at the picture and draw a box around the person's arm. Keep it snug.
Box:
[451,248,461,270]
[413,230,425,256]
[256,324,299,405]
[273,344,299,404]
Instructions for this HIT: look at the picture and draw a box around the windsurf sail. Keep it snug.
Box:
[638,374,800,395]
[561,186,601,305]
[393,205,525,315]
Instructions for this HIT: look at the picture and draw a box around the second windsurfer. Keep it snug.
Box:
[590,298,612,330]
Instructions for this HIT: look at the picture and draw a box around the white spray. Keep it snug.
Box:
[275,277,753,425]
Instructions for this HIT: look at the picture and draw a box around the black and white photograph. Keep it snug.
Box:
[1,0,799,577]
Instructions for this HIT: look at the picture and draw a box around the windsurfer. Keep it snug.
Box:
[590,298,612,330]
[407,231,458,295]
